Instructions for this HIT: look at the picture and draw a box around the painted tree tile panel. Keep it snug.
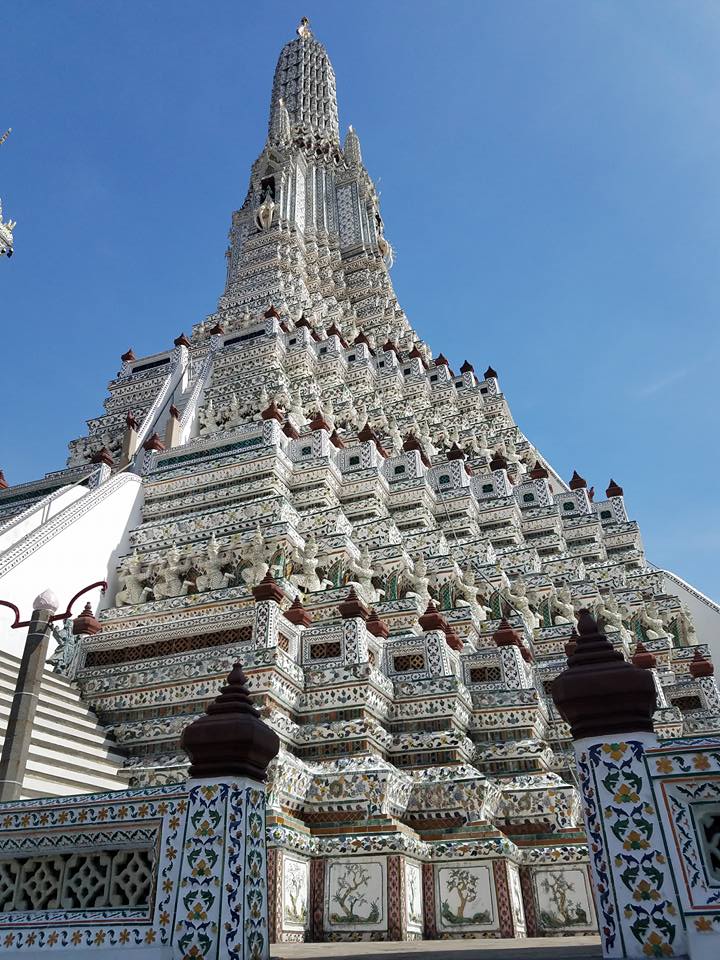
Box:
[435,861,498,933]
[324,858,387,932]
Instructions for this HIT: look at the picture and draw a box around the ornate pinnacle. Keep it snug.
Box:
[297,16,312,39]
[552,610,657,740]
[181,662,280,780]
[309,411,332,432]
[444,623,463,652]
[402,433,429,467]
[261,400,284,423]
[282,419,300,440]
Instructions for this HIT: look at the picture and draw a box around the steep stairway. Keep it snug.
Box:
[0,650,129,799]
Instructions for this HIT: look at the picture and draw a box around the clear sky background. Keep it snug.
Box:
[2,1,719,598]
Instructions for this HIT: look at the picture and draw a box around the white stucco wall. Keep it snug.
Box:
[0,475,143,657]
[660,569,720,665]
[0,485,86,555]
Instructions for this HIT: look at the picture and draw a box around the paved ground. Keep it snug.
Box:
[271,935,601,959]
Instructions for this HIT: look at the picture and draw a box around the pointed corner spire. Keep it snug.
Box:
[270,97,291,145]
[344,125,362,167]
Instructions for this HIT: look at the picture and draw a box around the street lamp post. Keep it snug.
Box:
[0,581,106,802]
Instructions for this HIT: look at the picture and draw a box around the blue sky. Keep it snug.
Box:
[2,1,719,598]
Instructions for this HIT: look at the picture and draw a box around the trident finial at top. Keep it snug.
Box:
[0,129,12,148]
[297,16,312,39]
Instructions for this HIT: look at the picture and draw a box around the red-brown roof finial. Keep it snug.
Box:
[284,596,312,627]
[261,400,284,423]
[252,571,284,603]
[529,461,548,480]
[632,640,657,670]
[366,608,389,639]
[143,433,165,452]
[90,447,114,466]
[569,470,587,490]
[419,600,448,633]
[72,602,102,636]
[689,649,714,678]
[338,586,370,621]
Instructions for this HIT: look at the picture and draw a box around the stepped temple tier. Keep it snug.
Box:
[1,19,719,946]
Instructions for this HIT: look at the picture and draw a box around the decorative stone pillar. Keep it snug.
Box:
[689,649,720,710]
[120,411,139,466]
[0,591,58,802]
[421,862,437,939]
[338,587,370,665]
[178,662,280,960]
[252,573,284,648]
[164,404,181,449]
[89,446,113,485]
[552,611,687,960]
[494,618,532,686]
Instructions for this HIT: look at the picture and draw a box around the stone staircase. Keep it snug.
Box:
[0,650,129,799]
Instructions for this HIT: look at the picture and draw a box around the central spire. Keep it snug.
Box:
[268,19,340,144]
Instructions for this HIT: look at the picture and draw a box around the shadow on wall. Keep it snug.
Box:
[267,935,602,959]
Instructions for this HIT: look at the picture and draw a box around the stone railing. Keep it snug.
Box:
[553,610,720,960]
[0,662,280,958]
[647,737,720,960]
[0,784,182,942]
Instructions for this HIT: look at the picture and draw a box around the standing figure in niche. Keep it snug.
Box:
[197,535,234,592]
[240,527,270,586]
[455,565,489,622]
[348,545,384,604]
[115,552,153,606]
[551,585,576,626]
[405,556,431,610]
[154,543,191,599]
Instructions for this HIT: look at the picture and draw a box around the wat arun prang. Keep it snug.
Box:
[4,18,720,943]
